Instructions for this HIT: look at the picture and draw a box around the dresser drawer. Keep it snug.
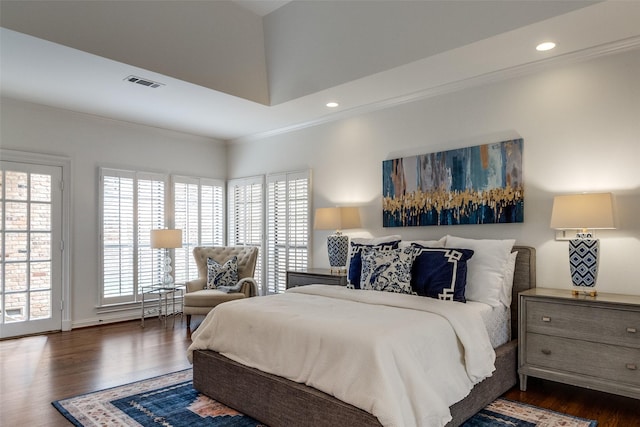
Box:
[526,300,640,346]
[526,332,640,387]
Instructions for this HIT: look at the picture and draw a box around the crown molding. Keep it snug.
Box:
[232,36,640,144]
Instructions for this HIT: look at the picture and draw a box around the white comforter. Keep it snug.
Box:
[187,285,496,427]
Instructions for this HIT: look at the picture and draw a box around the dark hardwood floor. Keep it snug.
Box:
[1,318,638,426]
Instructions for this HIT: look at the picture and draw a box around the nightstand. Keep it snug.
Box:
[518,288,640,399]
[286,268,348,289]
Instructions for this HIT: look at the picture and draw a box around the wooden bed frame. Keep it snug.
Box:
[193,246,536,427]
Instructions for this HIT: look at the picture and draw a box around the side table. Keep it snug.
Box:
[141,284,185,328]
[286,268,347,289]
[519,287,640,399]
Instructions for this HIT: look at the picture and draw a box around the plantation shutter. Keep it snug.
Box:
[101,170,135,303]
[266,171,310,294]
[228,176,264,294]
[137,173,166,290]
[173,176,225,284]
[200,179,225,246]
[100,168,166,304]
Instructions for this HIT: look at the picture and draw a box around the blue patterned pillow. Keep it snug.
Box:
[360,247,415,294]
[206,256,239,290]
[348,241,400,288]
[411,245,474,302]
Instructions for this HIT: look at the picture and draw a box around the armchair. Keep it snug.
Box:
[184,246,258,328]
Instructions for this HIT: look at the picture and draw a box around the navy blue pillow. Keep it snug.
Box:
[411,245,474,302]
[348,241,400,288]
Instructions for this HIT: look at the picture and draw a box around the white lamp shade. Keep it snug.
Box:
[314,207,361,231]
[550,193,615,230]
[339,207,362,229]
[150,229,183,249]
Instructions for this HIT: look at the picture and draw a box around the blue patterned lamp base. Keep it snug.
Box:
[327,233,349,272]
[569,236,599,297]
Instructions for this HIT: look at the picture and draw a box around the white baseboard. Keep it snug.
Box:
[71,310,141,329]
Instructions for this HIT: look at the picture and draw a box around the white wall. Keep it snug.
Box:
[229,48,640,296]
[1,47,638,331]
[0,98,227,326]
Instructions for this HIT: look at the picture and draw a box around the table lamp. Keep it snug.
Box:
[150,229,182,287]
[550,193,615,296]
[314,207,361,273]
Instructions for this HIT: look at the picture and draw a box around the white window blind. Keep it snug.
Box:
[266,171,310,294]
[173,176,225,283]
[101,170,135,303]
[228,176,264,294]
[137,173,166,290]
[100,168,166,305]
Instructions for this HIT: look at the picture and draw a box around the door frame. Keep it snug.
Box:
[1,149,72,333]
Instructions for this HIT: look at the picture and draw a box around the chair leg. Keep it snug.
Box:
[186,314,191,329]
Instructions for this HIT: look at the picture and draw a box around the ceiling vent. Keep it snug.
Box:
[124,75,164,89]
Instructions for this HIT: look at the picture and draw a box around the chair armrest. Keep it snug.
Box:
[238,277,258,297]
[186,278,206,293]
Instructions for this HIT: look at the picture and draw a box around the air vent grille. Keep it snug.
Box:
[124,75,165,89]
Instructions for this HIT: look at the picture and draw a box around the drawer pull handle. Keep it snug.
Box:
[542,316,551,322]
[541,349,551,355]
[626,364,637,371]
[627,327,637,334]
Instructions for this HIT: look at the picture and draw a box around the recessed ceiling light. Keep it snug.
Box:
[536,42,556,52]
[326,102,339,108]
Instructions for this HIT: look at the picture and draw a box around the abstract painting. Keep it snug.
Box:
[383,138,523,227]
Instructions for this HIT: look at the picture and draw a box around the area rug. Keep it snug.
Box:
[53,369,597,427]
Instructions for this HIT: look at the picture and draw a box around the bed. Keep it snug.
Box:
[189,245,536,427]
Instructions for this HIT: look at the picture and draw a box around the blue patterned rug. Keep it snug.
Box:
[53,369,597,427]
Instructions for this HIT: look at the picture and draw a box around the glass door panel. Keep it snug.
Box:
[0,162,62,338]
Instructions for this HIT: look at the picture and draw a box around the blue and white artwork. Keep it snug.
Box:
[383,139,524,227]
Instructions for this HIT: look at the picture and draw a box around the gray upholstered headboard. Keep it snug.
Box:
[511,246,536,339]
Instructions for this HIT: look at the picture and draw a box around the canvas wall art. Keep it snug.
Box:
[382,138,524,227]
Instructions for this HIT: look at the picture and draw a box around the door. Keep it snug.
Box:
[0,161,63,338]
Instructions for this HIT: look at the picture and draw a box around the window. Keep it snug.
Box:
[173,176,225,283]
[228,176,264,294]
[100,167,309,304]
[266,171,310,294]
[100,168,166,305]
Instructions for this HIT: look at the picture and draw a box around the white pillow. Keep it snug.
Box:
[398,237,445,249]
[500,251,518,308]
[444,235,515,307]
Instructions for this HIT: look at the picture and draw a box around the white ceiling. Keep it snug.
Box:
[233,0,290,16]
[1,1,639,143]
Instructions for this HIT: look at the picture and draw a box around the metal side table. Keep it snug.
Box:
[140,284,185,328]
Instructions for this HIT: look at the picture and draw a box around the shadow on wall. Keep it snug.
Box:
[614,190,640,235]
